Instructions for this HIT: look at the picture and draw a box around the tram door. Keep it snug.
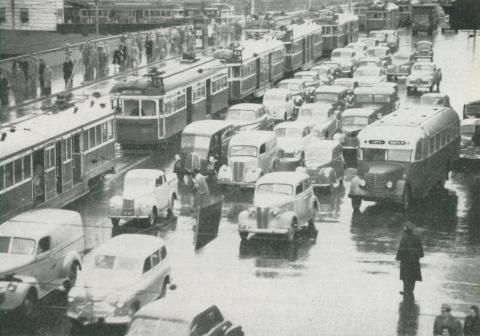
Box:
[72,134,82,185]
[206,79,212,116]
[186,87,193,124]
[55,141,63,194]
[255,58,261,89]
[33,149,45,204]
[43,143,57,202]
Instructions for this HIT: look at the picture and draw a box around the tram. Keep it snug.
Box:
[110,56,229,147]
[0,95,116,223]
[316,13,359,56]
[214,35,286,101]
[393,0,411,26]
[365,2,400,32]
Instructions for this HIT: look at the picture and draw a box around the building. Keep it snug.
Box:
[0,0,64,31]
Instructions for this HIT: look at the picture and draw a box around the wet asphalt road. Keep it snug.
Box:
[2,28,480,336]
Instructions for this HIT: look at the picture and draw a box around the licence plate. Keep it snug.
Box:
[123,210,134,216]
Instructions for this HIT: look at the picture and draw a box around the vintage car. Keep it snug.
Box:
[330,48,360,77]
[359,37,380,49]
[237,171,318,242]
[218,131,279,188]
[353,66,387,87]
[366,46,392,66]
[296,103,339,139]
[357,57,385,69]
[126,294,244,336]
[420,93,451,107]
[302,139,345,191]
[406,62,442,95]
[381,30,400,51]
[333,78,359,91]
[353,86,399,118]
[274,121,312,170]
[414,41,434,61]
[0,209,85,320]
[464,100,480,119]
[311,64,336,85]
[338,107,382,152]
[225,103,274,131]
[108,169,177,227]
[319,60,343,78]
[277,78,308,102]
[294,71,323,101]
[460,118,480,160]
[67,234,171,328]
[368,30,388,46]
[174,120,236,178]
[312,85,349,113]
[346,42,368,58]
[386,51,416,81]
[262,88,295,121]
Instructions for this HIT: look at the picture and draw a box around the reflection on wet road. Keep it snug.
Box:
[2,29,479,336]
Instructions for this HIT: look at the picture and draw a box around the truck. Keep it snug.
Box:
[411,3,437,35]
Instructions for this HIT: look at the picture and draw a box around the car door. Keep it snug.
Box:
[258,143,267,171]
[154,175,168,210]
[30,236,56,294]
[293,182,306,221]
[139,254,157,305]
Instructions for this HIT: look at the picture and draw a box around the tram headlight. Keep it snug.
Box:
[386,180,394,189]
[359,179,366,188]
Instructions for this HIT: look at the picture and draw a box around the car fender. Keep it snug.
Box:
[276,211,299,229]
[108,195,123,216]
[218,165,232,180]
[3,275,41,305]
[392,179,408,197]
[61,251,83,278]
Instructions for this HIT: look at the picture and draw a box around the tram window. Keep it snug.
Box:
[5,163,13,188]
[435,133,441,151]
[83,131,89,150]
[102,123,108,142]
[0,166,3,190]
[124,99,140,116]
[232,66,240,78]
[441,130,447,146]
[23,155,31,179]
[66,138,72,159]
[61,141,67,162]
[14,159,22,184]
[142,100,156,116]
[429,138,435,154]
[89,129,96,149]
[95,125,102,147]
[107,120,114,139]
[49,148,55,169]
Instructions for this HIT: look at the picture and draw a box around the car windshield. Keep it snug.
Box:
[275,127,303,138]
[294,74,315,83]
[416,43,431,51]
[393,54,409,61]
[257,183,293,195]
[368,49,386,57]
[362,148,412,162]
[125,177,152,193]
[412,64,434,72]
[331,51,354,59]
[227,109,257,121]
[91,255,141,272]
[356,94,391,103]
[342,116,369,126]
[0,236,36,255]
[229,145,258,157]
[278,83,301,91]
[298,108,329,121]
[314,92,338,102]
[127,317,189,336]
[182,135,211,150]
[421,96,443,105]
[355,68,380,77]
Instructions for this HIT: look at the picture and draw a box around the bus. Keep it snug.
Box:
[317,13,359,56]
[349,105,460,211]
[366,2,400,32]
[110,56,229,147]
[0,95,116,223]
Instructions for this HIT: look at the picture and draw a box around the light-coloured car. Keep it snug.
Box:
[414,41,433,61]
[0,209,85,319]
[262,88,294,121]
[381,30,400,51]
[460,118,480,160]
[359,37,380,49]
[346,41,368,58]
[109,169,177,227]
[313,85,349,113]
[368,30,388,46]
[386,51,416,81]
[311,64,335,85]
[303,139,345,191]
[420,93,451,107]
[238,172,319,242]
[67,234,171,328]
[330,48,359,77]
[297,103,339,139]
[226,103,273,131]
[218,131,279,188]
[353,66,387,86]
[366,46,392,66]
[274,121,312,170]
[406,61,442,94]
[294,71,323,102]
[278,78,308,102]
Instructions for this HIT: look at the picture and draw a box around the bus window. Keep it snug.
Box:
[415,141,423,161]
[158,100,164,115]
[441,129,447,146]
[0,166,3,190]
[124,99,140,116]
[363,148,386,161]
[388,149,412,162]
[141,100,156,116]
[14,159,22,184]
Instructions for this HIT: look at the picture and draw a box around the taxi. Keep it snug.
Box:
[262,88,294,121]
[225,103,274,131]
[274,121,312,170]
[218,131,279,188]
[460,118,480,160]
[67,234,171,328]
[237,171,318,242]
[296,103,339,139]
[108,169,177,227]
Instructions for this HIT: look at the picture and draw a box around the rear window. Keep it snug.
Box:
[257,183,293,195]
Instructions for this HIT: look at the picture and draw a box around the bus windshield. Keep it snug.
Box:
[362,148,412,162]
[229,145,258,157]
[342,116,369,126]
[181,135,211,150]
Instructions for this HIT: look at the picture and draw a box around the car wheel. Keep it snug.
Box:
[351,197,362,211]
[111,218,120,227]
[167,195,175,219]
[402,186,412,212]
[68,261,80,288]
[20,289,38,321]
[149,207,158,226]
[239,232,248,241]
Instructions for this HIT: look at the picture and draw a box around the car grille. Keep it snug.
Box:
[256,207,269,229]
[366,173,388,197]
[123,199,134,216]
[233,162,245,182]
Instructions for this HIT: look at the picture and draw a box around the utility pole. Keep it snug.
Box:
[95,0,99,37]
[10,0,15,31]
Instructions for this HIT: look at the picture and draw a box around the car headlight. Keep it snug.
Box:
[359,179,366,188]
[175,154,181,161]
[7,283,17,292]
[271,207,280,217]
[386,180,394,189]
[116,301,126,309]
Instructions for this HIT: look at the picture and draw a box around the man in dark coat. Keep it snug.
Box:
[464,305,480,336]
[433,304,463,336]
[395,221,424,296]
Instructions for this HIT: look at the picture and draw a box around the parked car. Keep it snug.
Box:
[108,169,177,227]
[330,48,360,77]
[126,294,244,336]
[303,139,345,191]
[346,41,368,58]
[460,118,480,160]
[262,88,295,121]
[296,103,339,139]
[366,46,392,66]
[414,41,434,61]
[353,66,387,86]
[237,171,318,242]
[420,93,451,107]
[312,85,349,113]
[359,37,380,49]
[464,99,480,119]
[218,131,279,188]
[368,30,388,46]
[406,61,442,95]
[381,30,400,51]
[311,64,336,85]
[294,71,323,101]
[338,107,382,152]
[0,209,85,320]
[333,78,359,91]
[174,120,236,178]
[274,121,312,170]
[277,78,308,102]
[353,86,399,118]
[67,234,171,329]
[319,61,343,78]
[226,103,274,131]
[386,51,416,81]
[357,57,385,69]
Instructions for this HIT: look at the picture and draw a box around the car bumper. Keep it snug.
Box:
[217,178,256,188]
[407,83,433,91]
[67,307,132,325]
[348,193,403,204]
[238,226,289,235]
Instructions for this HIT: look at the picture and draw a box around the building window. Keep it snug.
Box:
[0,8,6,23]
[20,8,29,23]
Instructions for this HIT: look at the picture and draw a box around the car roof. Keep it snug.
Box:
[300,102,333,110]
[332,48,355,53]
[295,71,317,76]
[125,169,164,180]
[354,86,396,95]
[279,78,305,84]
[265,88,291,95]
[334,78,357,83]
[461,118,480,126]
[229,103,262,111]
[359,56,382,62]
[257,171,309,185]
[315,85,347,94]
[368,46,390,51]
[304,138,339,150]
[274,120,311,129]
[230,130,275,146]
[1,209,82,240]
[92,234,165,259]
[182,120,232,136]
[342,107,378,118]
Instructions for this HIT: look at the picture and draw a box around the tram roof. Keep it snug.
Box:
[237,36,285,60]
[182,120,233,136]
[286,22,322,39]
[1,96,114,161]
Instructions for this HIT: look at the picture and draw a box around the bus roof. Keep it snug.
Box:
[182,120,233,137]
[1,97,114,161]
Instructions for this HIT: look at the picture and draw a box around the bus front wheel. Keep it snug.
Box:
[351,197,361,211]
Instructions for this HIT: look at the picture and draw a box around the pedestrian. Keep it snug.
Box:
[82,42,91,82]
[112,46,124,73]
[395,221,424,297]
[38,59,46,96]
[120,41,128,71]
[135,33,143,62]
[464,305,480,336]
[63,55,74,88]
[28,56,39,99]
[192,168,209,208]
[43,65,53,96]
[433,304,463,336]
[90,43,99,80]
[145,35,153,63]
[10,62,27,105]
[0,69,9,107]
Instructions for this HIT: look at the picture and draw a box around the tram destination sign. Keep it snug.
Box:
[369,140,385,144]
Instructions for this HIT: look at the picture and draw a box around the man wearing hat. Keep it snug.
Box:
[395,221,424,297]
[433,304,463,336]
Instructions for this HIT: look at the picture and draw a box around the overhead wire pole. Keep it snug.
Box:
[95,0,99,37]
